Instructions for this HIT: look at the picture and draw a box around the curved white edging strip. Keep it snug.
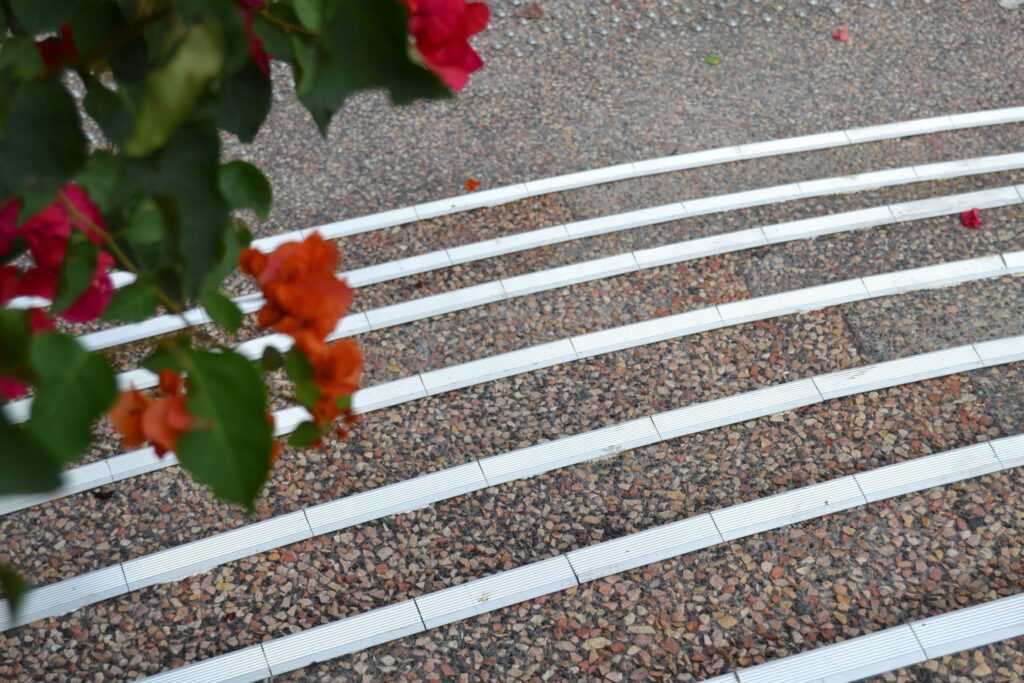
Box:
[2,250,1022,515]
[136,434,1024,682]
[3,334,1022,633]
[5,183,1015,425]
[68,153,1024,352]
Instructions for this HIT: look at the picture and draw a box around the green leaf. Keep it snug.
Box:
[704,53,721,65]
[69,0,123,56]
[0,564,29,616]
[102,281,160,322]
[8,0,76,33]
[299,1,450,134]
[283,348,319,407]
[289,36,317,96]
[122,197,166,246]
[142,340,189,375]
[176,349,273,509]
[288,420,322,448]
[201,288,243,333]
[124,22,225,157]
[0,36,44,81]
[260,346,284,372]
[0,80,86,205]
[83,78,134,147]
[52,237,98,314]
[26,333,116,463]
[74,152,120,213]
[218,161,272,220]
[293,0,324,32]
[0,309,33,383]
[0,414,62,495]
[336,394,352,411]
[217,60,271,143]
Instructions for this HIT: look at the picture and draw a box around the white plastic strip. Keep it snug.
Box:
[845,115,954,143]
[0,460,113,516]
[141,645,271,683]
[992,434,1024,468]
[121,511,313,590]
[812,345,983,400]
[304,462,487,536]
[1004,250,1024,274]
[910,593,1024,660]
[140,438,1024,681]
[862,255,1007,297]
[414,555,578,629]
[973,334,1024,367]
[261,601,424,676]
[762,206,895,243]
[501,253,638,297]
[736,625,926,683]
[0,565,127,632]
[853,443,1002,503]
[711,476,867,542]
[4,254,1019,514]
[73,146,1024,355]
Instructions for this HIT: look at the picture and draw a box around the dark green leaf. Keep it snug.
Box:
[124,22,225,157]
[289,36,317,96]
[142,340,189,375]
[0,80,86,204]
[0,309,33,383]
[217,60,271,143]
[176,349,273,509]
[288,420,322,448]
[26,333,116,463]
[0,414,62,495]
[253,9,298,61]
[293,0,323,32]
[283,348,319,407]
[260,346,284,372]
[299,0,449,134]
[9,0,76,33]
[122,197,165,246]
[102,281,160,322]
[218,161,271,220]
[0,36,43,80]
[52,237,98,314]
[201,288,243,333]
[83,78,134,147]
[336,394,352,411]
[69,0,123,56]
[0,564,29,616]
[74,152,120,213]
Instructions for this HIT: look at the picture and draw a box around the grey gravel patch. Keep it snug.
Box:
[842,276,1024,363]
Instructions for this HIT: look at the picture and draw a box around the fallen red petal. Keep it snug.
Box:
[959,208,983,229]
[832,26,849,42]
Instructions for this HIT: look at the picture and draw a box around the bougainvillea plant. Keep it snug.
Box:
[0,0,489,610]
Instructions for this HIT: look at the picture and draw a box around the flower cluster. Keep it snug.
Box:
[237,0,271,76]
[240,232,362,435]
[0,185,116,398]
[109,370,193,456]
[403,0,490,91]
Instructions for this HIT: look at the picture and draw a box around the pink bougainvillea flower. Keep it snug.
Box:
[832,26,850,42]
[36,23,78,68]
[960,208,982,229]
[403,0,490,91]
[0,377,26,400]
[237,0,271,76]
[61,252,115,323]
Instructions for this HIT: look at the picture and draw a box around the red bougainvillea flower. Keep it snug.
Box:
[240,233,353,340]
[109,370,194,456]
[237,0,271,76]
[464,177,481,192]
[309,339,363,399]
[832,26,850,42]
[960,208,983,229]
[36,23,78,68]
[1,185,115,322]
[403,0,490,91]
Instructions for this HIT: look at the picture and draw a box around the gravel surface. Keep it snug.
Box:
[0,309,861,590]
[867,637,1024,682]
[221,1,1024,232]
[274,467,1024,682]
[1,358,1014,680]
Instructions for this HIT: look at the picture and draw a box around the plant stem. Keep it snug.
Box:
[258,9,317,36]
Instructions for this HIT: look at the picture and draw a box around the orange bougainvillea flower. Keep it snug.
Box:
[240,233,353,339]
[464,177,481,192]
[108,370,193,456]
[109,389,151,449]
[311,339,363,398]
